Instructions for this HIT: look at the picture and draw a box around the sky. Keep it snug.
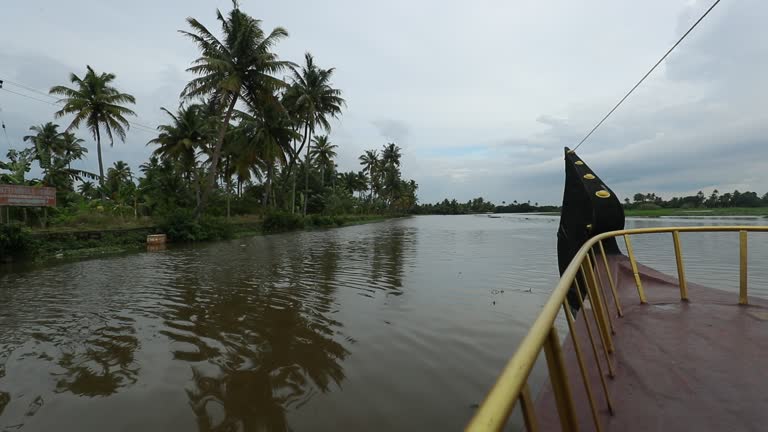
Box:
[0,0,765,205]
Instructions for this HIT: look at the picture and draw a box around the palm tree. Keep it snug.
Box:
[358,149,379,200]
[381,142,402,203]
[79,181,97,200]
[109,161,132,183]
[355,171,369,200]
[340,171,359,195]
[381,142,402,168]
[38,155,97,191]
[23,123,66,162]
[235,93,299,208]
[149,104,213,184]
[60,132,88,168]
[310,135,337,187]
[283,52,345,215]
[106,161,133,198]
[180,0,291,216]
[49,66,136,199]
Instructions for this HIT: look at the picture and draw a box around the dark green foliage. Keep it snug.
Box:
[415,198,558,215]
[625,189,768,210]
[262,211,305,233]
[31,229,150,258]
[159,209,233,242]
[307,214,338,227]
[0,224,33,260]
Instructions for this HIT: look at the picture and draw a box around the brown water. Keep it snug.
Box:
[0,215,766,431]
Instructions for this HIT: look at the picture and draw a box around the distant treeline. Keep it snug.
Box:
[624,190,768,210]
[414,197,559,215]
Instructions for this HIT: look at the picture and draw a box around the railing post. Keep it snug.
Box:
[623,234,647,304]
[598,240,623,317]
[543,326,580,432]
[564,302,603,432]
[589,250,616,335]
[582,261,614,353]
[520,383,540,432]
[740,230,748,305]
[672,231,688,301]
[575,279,614,412]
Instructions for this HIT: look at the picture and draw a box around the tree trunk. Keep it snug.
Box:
[95,127,106,201]
[193,169,201,209]
[320,164,325,188]
[225,156,231,219]
[303,127,313,216]
[262,163,272,208]
[290,123,310,214]
[197,94,238,218]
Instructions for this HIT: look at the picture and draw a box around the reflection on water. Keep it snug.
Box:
[0,215,766,431]
[52,316,139,396]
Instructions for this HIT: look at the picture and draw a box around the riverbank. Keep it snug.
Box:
[1,214,402,264]
[624,207,768,218]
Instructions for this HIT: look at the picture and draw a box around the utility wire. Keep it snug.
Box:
[0,83,160,134]
[1,87,59,106]
[572,0,722,151]
[2,79,58,101]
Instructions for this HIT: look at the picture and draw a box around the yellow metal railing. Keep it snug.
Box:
[466,225,768,432]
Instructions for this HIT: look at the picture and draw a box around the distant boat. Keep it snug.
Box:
[487,215,501,219]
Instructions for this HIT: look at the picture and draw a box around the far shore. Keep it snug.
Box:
[623,207,768,218]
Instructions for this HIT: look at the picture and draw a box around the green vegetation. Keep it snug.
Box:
[415,197,559,215]
[0,224,32,261]
[0,2,418,261]
[622,190,768,217]
[625,207,768,217]
[623,190,768,210]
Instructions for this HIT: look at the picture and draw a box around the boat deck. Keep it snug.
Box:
[536,255,768,431]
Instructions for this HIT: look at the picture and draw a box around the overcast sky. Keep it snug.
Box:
[0,0,764,204]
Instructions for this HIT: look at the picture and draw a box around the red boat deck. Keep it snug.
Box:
[535,255,768,431]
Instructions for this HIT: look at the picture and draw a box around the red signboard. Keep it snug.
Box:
[0,185,56,207]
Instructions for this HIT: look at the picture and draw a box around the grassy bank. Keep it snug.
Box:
[624,207,768,218]
[1,213,402,263]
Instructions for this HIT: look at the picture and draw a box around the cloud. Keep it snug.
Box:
[1,0,766,205]
[371,119,409,143]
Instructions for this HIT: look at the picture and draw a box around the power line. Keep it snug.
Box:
[572,0,722,151]
[3,79,59,101]
[1,87,58,106]
[0,82,159,134]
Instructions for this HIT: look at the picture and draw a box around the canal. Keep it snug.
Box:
[1,215,766,431]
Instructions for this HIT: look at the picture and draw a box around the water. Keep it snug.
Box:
[0,215,766,431]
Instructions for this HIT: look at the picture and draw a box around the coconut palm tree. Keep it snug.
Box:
[60,132,88,168]
[78,181,97,200]
[381,142,402,203]
[358,149,379,200]
[49,66,136,199]
[310,135,337,187]
[283,53,345,215]
[23,123,66,162]
[149,104,213,184]
[355,171,369,200]
[109,161,132,184]
[106,160,133,198]
[180,0,291,216]
[38,154,97,191]
[235,92,299,208]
